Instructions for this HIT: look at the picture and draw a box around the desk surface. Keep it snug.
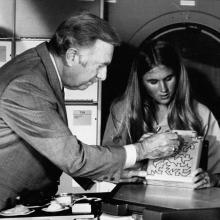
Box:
[111,183,220,210]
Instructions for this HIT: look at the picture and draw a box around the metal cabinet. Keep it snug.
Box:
[0,40,12,67]
[102,0,220,125]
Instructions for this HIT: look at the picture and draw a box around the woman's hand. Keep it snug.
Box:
[118,161,148,183]
[119,169,147,183]
[192,168,218,189]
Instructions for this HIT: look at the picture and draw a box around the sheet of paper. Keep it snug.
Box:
[145,130,203,186]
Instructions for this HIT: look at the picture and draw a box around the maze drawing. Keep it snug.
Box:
[146,131,203,183]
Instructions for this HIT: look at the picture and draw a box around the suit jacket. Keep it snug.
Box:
[0,42,126,210]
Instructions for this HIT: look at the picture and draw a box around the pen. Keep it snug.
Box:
[156,126,161,133]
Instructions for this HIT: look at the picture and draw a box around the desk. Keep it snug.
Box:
[108,183,220,220]
[2,184,220,220]
[0,215,97,220]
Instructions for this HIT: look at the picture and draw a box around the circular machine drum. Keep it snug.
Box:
[102,2,220,129]
[139,23,220,123]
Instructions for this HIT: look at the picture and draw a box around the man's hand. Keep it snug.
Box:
[135,132,180,161]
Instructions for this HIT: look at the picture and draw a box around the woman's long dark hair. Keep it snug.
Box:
[110,40,203,144]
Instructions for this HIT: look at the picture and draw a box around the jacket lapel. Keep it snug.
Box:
[36,43,68,124]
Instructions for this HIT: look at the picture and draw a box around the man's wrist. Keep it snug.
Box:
[134,142,144,161]
[123,144,137,168]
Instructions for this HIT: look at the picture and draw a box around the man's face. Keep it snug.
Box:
[62,39,114,90]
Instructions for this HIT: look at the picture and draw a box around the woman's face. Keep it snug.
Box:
[142,65,177,105]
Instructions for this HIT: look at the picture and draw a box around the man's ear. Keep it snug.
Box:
[66,48,77,66]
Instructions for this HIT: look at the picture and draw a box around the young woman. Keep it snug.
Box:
[102,40,220,189]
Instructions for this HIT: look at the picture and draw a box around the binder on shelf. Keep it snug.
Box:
[65,105,98,145]
[0,40,12,67]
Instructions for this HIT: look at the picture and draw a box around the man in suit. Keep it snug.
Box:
[0,12,180,210]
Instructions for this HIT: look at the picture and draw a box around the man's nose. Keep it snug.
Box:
[97,67,107,81]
